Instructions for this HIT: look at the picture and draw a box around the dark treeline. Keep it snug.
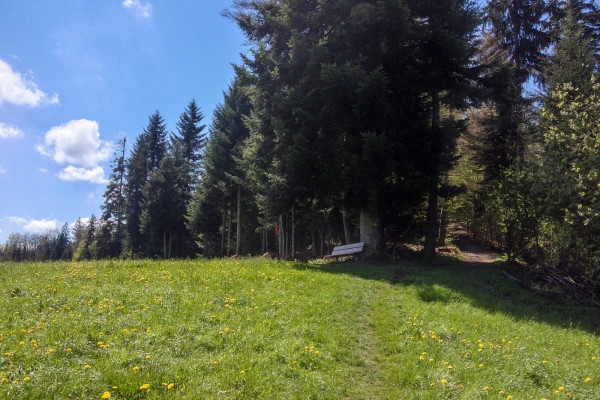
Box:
[3,0,600,287]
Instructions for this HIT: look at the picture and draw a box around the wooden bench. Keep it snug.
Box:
[324,242,364,260]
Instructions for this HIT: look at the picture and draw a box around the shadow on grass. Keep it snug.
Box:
[293,257,600,336]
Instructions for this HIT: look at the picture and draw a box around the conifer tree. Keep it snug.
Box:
[124,111,168,257]
[100,138,127,257]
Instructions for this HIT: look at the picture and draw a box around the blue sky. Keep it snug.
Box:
[0,0,246,241]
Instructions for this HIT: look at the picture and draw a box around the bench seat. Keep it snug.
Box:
[324,242,364,259]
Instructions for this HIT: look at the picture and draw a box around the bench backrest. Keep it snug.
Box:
[330,242,364,257]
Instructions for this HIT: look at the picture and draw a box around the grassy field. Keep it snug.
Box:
[0,257,599,399]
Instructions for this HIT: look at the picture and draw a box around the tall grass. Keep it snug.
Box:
[0,258,599,399]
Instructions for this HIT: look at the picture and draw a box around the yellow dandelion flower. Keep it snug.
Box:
[19,341,24,346]
[484,386,489,391]
[102,391,111,399]
[507,396,512,400]
[440,379,447,384]
[133,366,139,371]
[66,348,72,353]
[146,355,151,359]
[542,360,548,364]
[23,377,30,382]
[140,383,150,390]
[167,383,174,390]
[586,377,592,382]
[479,364,483,368]
[84,365,91,370]
[559,386,565,391]
[240,370,245,374]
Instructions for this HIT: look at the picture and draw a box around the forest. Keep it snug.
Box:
[2,0,600,286]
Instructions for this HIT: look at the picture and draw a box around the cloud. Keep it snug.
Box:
[37,119,112,168]
[23,219,58,233]
[0,165,5,174]
[39,168,48,173]
[0,122,24,139]
[8,216,58,233]
[58,166,108,184]
[8,216,27,225]
[0,59,59,107]
[0,228,2,235]
[123,0,152,18]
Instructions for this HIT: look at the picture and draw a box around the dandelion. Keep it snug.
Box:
[140,384,150,390]
[484,386,489,391]
[559,386,565,391]
[102,392,111,399]
[167,383,174,390]
[479,364,483,368]
[66,348,72,353]
[240,370,245,374]
[586,377,592,382]
[441,379,447,384]
[23,377,30,381]
[133,366,140,371]
[146,355,151,359]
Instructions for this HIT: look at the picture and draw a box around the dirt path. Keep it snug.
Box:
[453,229,500,265]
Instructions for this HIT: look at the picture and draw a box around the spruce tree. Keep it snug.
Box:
[124,111,168,257]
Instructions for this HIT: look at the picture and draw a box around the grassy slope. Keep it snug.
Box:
[0,258,599,399]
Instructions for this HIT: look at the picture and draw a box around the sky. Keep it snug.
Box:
[0,0,246,242]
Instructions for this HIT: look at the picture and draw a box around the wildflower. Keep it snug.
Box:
[84,365,91,370]
[167,383,174,390]
[484,386,489,391]
[441,379,447,384]
[240,370,245,374]
[507,396,512,399]
[479,364,483,368]
[133,366,139,371]
[23,377,30,381]
[146,355,151,359]
[586,377,592,382]
[140,384,150,390]
[66,348,72,353]
[559,386,565,391]
[102,392,111,399]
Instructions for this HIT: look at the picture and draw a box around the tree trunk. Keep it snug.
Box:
[227,205,232,257]
[236,184,242,256]
[342,209,354,245]
[424,90,441,259]
[291,204,296,259]
[437,205,447,247]
[168,225,173,259]
[279,214,284,259]
[221,208,226,257]
[311,223,316,258]
[360,201,382,258]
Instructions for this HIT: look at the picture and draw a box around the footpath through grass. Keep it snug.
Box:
[0,257,599,399]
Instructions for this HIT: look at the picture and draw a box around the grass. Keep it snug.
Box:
[0,257,599,399]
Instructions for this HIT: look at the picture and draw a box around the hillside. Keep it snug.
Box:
[0,255,599,399]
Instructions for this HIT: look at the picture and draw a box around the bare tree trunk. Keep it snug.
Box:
[227,205,232,257]
[279,214,284,259]
[424,90,441,259]
[163,230,167,259]
[291,204,296,259]
[360,199,382,258]
[311,223,316,257]
[221,208,226,257]
[342,209,354,244]
[168,225,173,259]
[437,205,447,247]
[236,184,242,256]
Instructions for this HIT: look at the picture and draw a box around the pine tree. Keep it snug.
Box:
[140,144,187,258]
[100,138,127,257]
[124,111,168,257]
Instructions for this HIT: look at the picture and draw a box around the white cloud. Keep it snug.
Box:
[0,122,24,139]
[0,165,5,174]
[6,217,57,233]
[23,219,58,233]
[8,216,27,225]
[39,168,48,173]
[0,228,2,234]
[0,59,59,107]
[58,166,108,184]
[37,119,112,168]
[123,0,152,18]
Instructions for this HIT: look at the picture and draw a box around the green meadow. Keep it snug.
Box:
[0,258,599,399]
